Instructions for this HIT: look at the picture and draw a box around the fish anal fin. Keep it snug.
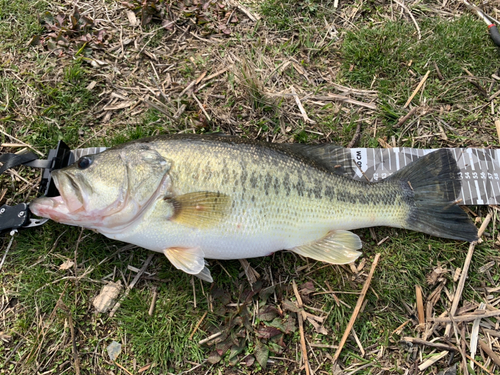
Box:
[291,230,362,264]
[169,191,231,228]
[163,247,205,275]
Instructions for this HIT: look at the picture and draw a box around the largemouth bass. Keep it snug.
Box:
[30,134,478,282]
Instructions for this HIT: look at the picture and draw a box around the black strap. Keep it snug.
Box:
[0,152,52,174]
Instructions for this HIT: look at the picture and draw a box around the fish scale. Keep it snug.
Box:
[30,134,478,282]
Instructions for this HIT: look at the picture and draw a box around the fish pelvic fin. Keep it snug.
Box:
[195,266,213,283]
[169,191,231,228]
[163,246,206,275]
[387,149,478,242]
[291,230,362,264]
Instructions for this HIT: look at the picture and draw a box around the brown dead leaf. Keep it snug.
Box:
[103,100,135,111]
[59,259,74,270]
[426,266,447,285]
[0,331,12,343]
[93,281,122,313]
[256,326,282,339]
[126,10,140,27]
[307,317,328,335]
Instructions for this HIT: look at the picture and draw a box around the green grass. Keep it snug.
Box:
[0,0,47,49]
[341,16,499,126]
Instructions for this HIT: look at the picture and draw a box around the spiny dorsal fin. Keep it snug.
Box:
[291,230,362,264]
[169,191,231,228]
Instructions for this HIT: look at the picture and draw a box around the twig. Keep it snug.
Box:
[465,353,495,375]
[292,280,310,375]
[417,351,448,371]
[415,285,425,325]
[433,61,444,80]
[109,254,155,317]
[114,361,134,375]
[227,0,261,21]
[0,231,16,271]
[394,107,417,128]
[192,93,211,122]
[179,80,197,97]
[433,309,500,323]
[0,126,44,156]
[403,70,430,108]
[144,99,178,122]
[401,337,458,351]
[148,286,158,316]
[290,86,315,124]
[479,339,500,367]
[307,94,377,110]
[347,122,362,148]
[445,213,491,335]
[495,120,500,145]
[333,253,381,362]
[202,67,231,82]
[239,259,260,285]
[199,331,222,345]
[189,311,208,340]
[394,0,421,40]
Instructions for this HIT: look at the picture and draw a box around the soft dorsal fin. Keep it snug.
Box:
[274,143,355,176]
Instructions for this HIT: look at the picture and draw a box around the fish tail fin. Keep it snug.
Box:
[387,149,478,242]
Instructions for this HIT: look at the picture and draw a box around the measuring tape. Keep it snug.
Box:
[349,148,500,205]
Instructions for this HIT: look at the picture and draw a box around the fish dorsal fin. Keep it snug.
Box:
[163,247,206,275]
[275,143,355,176]
[169,191,231,228]
[291,230,362,264]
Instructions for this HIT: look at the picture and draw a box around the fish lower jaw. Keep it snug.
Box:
[30,196,73,221]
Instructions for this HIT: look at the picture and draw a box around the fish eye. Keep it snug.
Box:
[77,156,92,170]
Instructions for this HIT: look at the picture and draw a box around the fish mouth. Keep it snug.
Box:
[29,171,88,223]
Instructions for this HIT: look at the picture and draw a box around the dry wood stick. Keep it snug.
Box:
[402,337,458,351]
[0,126,44,156]
[465,353,495,375]
[114,361,134,375]
[148,286,158,316]
[292,280,310,375]
[65,305,81,375]
[434,309,500,323]
[189,311,208,340]
[495,120,500,145]
[192,93,211,122]
[403,70,430,108]
[347,122,362,148]
[333,253,381,362]
[109,254,155,317]
[479,339,500,367]
[415,285,425,325]
[394,107,417,128]
[199,331,222,345]
[290,86,315,124]
[445,213,492,336]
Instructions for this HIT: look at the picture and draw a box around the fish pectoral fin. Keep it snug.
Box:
[163,246,206,275]
[169,191,231,228]
[291,230,362,264]
[195,266,213,283]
